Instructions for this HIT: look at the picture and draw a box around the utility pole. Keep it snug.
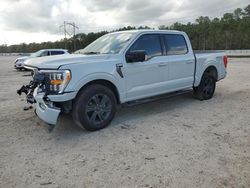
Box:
[203,31,206,50]
[60,21,79,51]
[67,22,79,51]
[63,21,67,49]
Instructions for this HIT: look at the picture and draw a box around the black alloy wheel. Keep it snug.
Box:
[85,94,112,125]
[72,84,117,131]
[193,74,216,100]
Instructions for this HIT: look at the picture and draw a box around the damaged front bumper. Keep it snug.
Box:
[17,69,76,126]
[17,81,61,125]
[33,89,77,125]
[19,86,77,125]
[34,88,61,125]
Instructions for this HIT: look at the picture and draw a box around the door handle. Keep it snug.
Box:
[186,61,194,64]
[158,62,168,67]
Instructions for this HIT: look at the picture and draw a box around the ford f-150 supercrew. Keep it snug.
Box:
[17,30,228,131]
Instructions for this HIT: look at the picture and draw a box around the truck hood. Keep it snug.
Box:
[24,54,111,69]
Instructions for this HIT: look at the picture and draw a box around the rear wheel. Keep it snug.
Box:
[193,73,216,100]
[72,84,117,131]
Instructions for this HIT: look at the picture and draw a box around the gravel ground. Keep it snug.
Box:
[0,56,249,188]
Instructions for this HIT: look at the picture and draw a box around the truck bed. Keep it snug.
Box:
[193,52,227,87]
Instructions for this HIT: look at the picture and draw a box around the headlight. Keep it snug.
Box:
[16,59,24,65]
[40,70,71,94]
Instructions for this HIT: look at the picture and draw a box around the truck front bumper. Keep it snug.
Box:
[35,93,61,125]
[34,90,77,125]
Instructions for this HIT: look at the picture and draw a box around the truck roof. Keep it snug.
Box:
[111,29,184,35]
[39,49,68,51]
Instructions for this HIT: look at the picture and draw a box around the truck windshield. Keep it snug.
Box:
[79,32,135,55]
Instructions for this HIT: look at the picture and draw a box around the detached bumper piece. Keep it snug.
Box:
[17,84,36,103]
[17,70,48,104]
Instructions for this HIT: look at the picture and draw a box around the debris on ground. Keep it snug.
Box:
[23,106,33,111]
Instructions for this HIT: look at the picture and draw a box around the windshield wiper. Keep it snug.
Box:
[83,51,100,55]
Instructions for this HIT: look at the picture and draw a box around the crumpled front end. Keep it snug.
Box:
[17,68,76,126]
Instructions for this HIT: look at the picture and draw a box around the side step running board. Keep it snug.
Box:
[123,89,192,107]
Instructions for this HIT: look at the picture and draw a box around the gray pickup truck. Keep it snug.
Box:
[18,30,228,131]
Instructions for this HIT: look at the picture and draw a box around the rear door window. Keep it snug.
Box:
[163,34,188,55]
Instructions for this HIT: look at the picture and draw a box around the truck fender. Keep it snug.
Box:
[194,61,219,87]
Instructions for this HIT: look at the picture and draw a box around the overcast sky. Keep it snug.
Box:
[0,0,249,45]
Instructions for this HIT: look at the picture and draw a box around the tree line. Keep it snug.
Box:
[0,4,249,53]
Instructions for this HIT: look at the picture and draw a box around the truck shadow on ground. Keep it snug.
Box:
[50,91,200,138]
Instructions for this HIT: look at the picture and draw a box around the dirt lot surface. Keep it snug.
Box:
[0,56,249,188]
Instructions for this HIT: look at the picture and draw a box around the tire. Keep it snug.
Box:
[72,84,117,131]
[193,73,216,100]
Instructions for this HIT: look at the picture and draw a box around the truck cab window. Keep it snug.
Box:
[129,34,162,60]
[164,34,188,55]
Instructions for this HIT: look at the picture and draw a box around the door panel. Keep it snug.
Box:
[123,34,169,101]
[162,34,195,90]
[124,56,169,100]
[167,54,195,89]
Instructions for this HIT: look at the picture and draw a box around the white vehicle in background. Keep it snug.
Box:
[14,49,69,70]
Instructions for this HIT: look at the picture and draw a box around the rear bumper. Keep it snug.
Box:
[218,70,227,81]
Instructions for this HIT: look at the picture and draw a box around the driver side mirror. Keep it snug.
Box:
[126,50,146,63]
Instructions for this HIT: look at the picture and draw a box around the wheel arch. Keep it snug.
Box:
[75,79,121,104]
[194,63,219,87]
[204,66,218,80]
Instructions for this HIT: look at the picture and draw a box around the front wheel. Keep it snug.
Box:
[72,84,117,131]
[193,74,216,100]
